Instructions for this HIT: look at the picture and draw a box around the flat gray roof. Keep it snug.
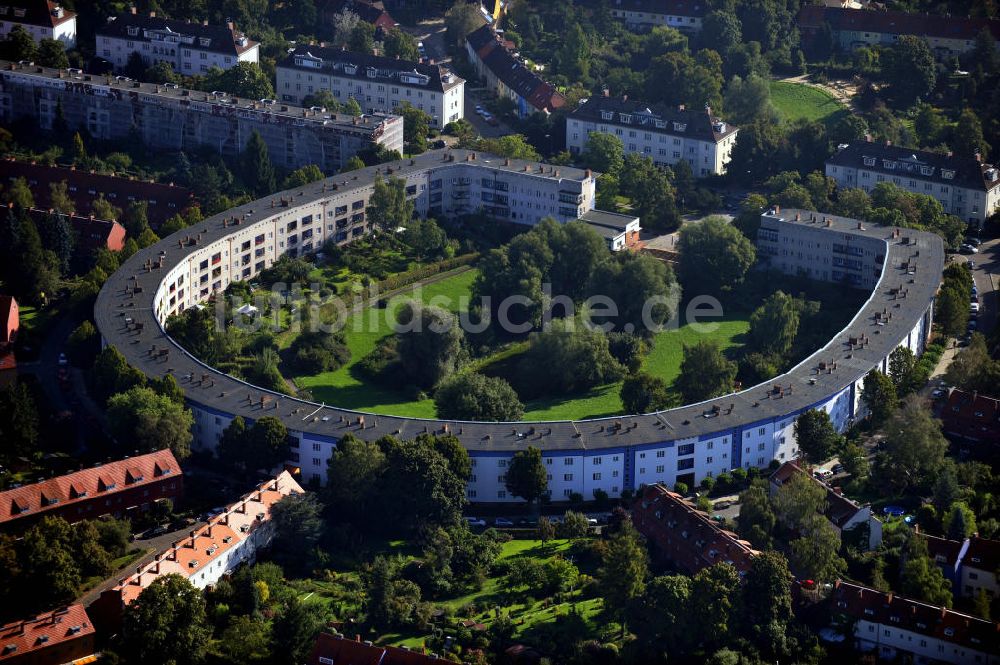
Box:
[95,161,944,452]
[578,209,638,238]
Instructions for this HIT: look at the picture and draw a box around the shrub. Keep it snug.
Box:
[674,482,689,496]
[290,331,351,374]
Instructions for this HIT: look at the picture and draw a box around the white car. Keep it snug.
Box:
[970,303,981,313]
[474,104,485,115]
[464,517,487,528]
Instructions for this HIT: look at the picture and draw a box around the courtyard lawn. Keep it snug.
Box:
[769,81,849,128]
[292,269,478,416]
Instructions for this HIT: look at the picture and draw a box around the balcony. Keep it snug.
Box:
[559,191,583,204]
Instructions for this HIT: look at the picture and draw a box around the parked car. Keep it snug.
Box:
[464,517,487,528]
[494,517,514,527]
[960,244,979,254]
[713,501,733,510]
[931,388,947,398]
[57,352,68,366]
[965,237,982,247]
[967,259,976,268]
[832,463,844,474]
[970,303,981,314]
[474,104,484,114]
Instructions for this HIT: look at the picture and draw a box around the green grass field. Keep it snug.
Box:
[769,81,849,128]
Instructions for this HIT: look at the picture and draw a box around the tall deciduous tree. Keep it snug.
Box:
[241,130,276,196]
[270,596,327,665]
[581,132,625,175]
[677,216,756,295]
[106,386,194,459]
[794,409,842,464]
[883,35,937,104]
[505,446,548,506]
[270,493,324,573]
[676,339,737,403]
[395,300,463,389]
[900,534,953,607]
[790,515,846,582]
[861,369,897,424]
[748,290,799,356]
[0,381,39,467]
[772,470,826,533]
[599,520,648,636]
[620,371,671,414]
[435,372,523,421]
[876,395,948,492]
[367,175,414,231]
[736,482,775,549]
[444,3,483,47]
[121,574,211,665]
[742,551,793,657]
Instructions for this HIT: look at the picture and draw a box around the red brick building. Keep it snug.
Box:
[631,484,758,576]
[0,160,194,228]
[308,632,459,665]
[0,605,96,665]
[28,209,127,253]
[940,389,1000,443]
[0,449,182,533]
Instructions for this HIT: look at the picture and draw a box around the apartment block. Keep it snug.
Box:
[96,11,258,75]
[465,25,565,118]
[0,61,403,174]
[0,1,75,47]
[831,581,999,664]
[276,45,464,129]
[567,96,738,176]
[798,5,1000,57]
[632,483,759,575]
[0,450,183,533]
[826,140,1000,227]
[0,605,96,665]
[91,471,304,629]
[609,0,706,33]
[28,208,127,253]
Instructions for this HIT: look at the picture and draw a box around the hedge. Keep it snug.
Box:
[375,252,479,293]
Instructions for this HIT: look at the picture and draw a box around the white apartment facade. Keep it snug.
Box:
[0,1,75,46]
[610,0,706,32]
[826,141,1000,227]
[277,46,464,129]
[567,98,738,176]
[96,12,259,76]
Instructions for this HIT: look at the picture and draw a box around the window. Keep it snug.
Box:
[497,491,506,499]
[564,458,574,465]
[677,459,694,470]
[656,450,665,458]
[678,443,695,456]
[564,474,573,481]
[592,457,602,465]
[655,465,664,473]
[593,473,601,481]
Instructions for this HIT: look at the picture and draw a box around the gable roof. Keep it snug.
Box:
[480,44,565,113]
[0,295,17,346]
[964,535,1000,574]
[797,5,1000,43]
[0,1,75,29]
[940,388,1000,442]
[924,533,967,568]
[0,449,180,525]
[832,580,1000,652]
[827,140,1000,193]
[279,45,463,94]
[570,95,737,143]
[28,208,127,253]
[769,461,870,529]
[97,13,257,57]
[307,632,459,665]
[0,605,94,662]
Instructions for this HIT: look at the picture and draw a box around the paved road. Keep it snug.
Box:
[965,233,998,337]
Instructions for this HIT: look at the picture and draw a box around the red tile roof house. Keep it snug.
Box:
[320,0,397,33]
[830,580,1000,663]
[91,471,303,631]
[308,632,459,665]
[940,389,1000,444]
[0,159,195,228]
[631,483,758,576]
[0,449,182,534]
[28,209,127,254]
[0,605,96,665]
[769,461,883,550]
[961,535,1000,602]
[923,532,971,592]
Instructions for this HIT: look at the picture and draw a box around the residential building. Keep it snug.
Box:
[92,471,304,630]
[49,212,126,253]
[940,389,1000,443]
[0,62,403,175]
[826,140,1000,227]
[924,533,971,592]
[961,536,999,601]
[465,25,565,118]
[96,10,258,75]
[0,449,183,533]
[308,633,459,665]
[830,580,1000,663]
[0,350,14,388]
[0,159,194,228]
[567,95,739,176]
[319,0,397,33]
[0,295,17,348]
[609,0,707,33]
[798,5,1000,57]
[577,209,640,251]
[276,45,464,129]
[632,483,758,575]
[769,461,883,549]
[0,1,75,48]
[0,605,96,665]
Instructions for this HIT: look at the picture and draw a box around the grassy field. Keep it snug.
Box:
[769,80,849,128]
[292,269,478,416]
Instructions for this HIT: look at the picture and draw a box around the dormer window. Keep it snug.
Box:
[344,64,357,75]
[654,119,666,129]
[70,486,88,499]
[9,499,28,515]
[863,156,876,167]
[600,110,613,121]
[199,37,211,47]
[920,165,934,176]
[883,159,896,170]
[672,121,686,132]
[13,7,25,17]
[126,471,144,484]
[942,169,955,180]
[127,26,139,37]
[619,113,631,124]
[366,66,377,78]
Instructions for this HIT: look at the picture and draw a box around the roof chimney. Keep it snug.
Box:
[149,10,155,17]
[130,5,136,14]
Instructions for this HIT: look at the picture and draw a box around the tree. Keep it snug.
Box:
[945,333,1000,393]
[557,22,590,79]
[599,520,648,636]
[106,386,194,459]
[586,250,676,333]
[4,176,34,210]
[631,574,694,658]
[936,284,970,336]
[773,471,826,533]
[840,441,869,480]
[790,516,846,582]
[5,212,59,305]
[724,74,777,125]
[367,175,413,231]
[794,409,842,464]
[932,464,960,517]
[219,615,270,662]
[240,130,276,196]
[67,320,99,367]
[342,155,365,172]
[581,132,625,174]
[620,372,671,414]
[37,38,68,68]
[701,10,742,56]
[204,62,274,99]
[953,108,989,159]
[271,597,327,665]
[474,134,541,160]
[900,535,953,607]
[883,35,937,105]
[89,345,146,403]
[742,552,793,656]
[888,346,917,395]
[344,96,363,116]
[748,290,799,356]
[394,300,463,389]
[736,482,775,549]
[282,164,325,189]
[379,435,470,530]
[0,381,38,467]
[877,395,949,492]
[399,103,431,154]
[270,493,324,573]
[121,575,211,665]
[537,516,555,542]
[861,369,897,424]
[247,416,290,473]
[945,502,977,540]
[383,27,419,60]
[676,340,737,403]
[445,2,483,48]
[4,25,36,61]
[618,154,679,231]
[324,434,386,523]
[505,446,548,506]
[677,216,756,295]
[348,21,375,54]
[690,563,741,650]
[402,217,448,260]
[125,51,147,80]
[518,320,626,395]
[435,372,523,421]
[145,61,180,84]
